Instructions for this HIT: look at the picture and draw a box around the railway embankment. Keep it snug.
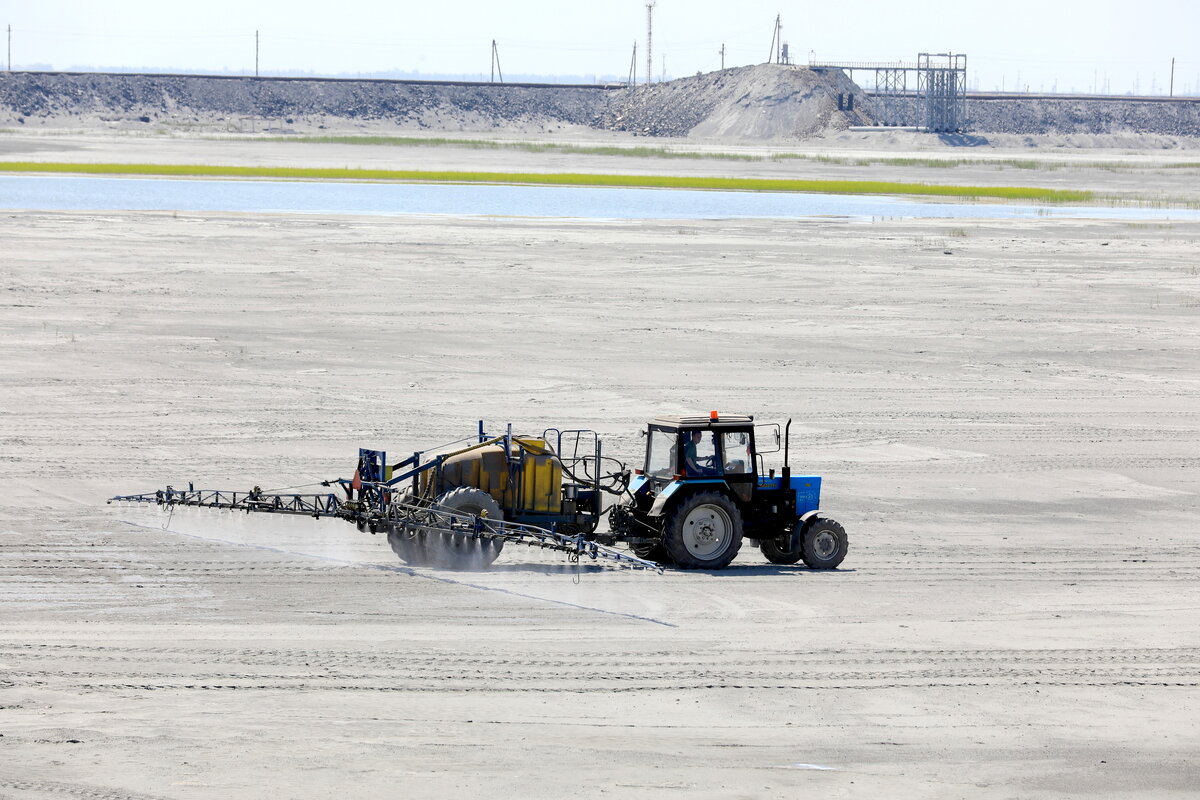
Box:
[2,66,1199,140]
[966,95,1200,136]
[0,65,870,139]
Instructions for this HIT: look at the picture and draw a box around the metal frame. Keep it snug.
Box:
[109,487,345,517]
[809,53,967,132]
[917,53,967,132]
[874,67,908,126]
[109,489,660,572]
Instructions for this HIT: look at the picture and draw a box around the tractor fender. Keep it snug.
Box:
[647,479,727,517]
[797,509,821,526]
[790,509,822,550]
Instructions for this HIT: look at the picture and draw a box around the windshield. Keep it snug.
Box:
[646,428,677,479]
[721,431,752,474]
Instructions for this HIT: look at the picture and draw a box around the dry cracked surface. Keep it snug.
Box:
[1,206,1199,798]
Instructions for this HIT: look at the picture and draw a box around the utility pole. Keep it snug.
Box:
[628,41,637,85]
[7,25,11,72]
[491,40,504,83]
[768,15,781,64]
[1170,57,1175,97]
[645,2,655,84]
[719,43,725,71]
[255,30,259,77]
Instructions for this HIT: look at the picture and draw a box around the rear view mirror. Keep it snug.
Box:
[753,423,783,454]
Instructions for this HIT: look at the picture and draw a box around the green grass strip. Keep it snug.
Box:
[0,161,1095,202]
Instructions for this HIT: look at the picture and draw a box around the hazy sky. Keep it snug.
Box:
[6,0,1198,95]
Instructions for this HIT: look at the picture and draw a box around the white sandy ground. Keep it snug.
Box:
[1,142,1200,798]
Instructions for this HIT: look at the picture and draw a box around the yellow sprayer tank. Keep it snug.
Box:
[425,438,562,515]
[514,438,562,514]
[432,445,511,507]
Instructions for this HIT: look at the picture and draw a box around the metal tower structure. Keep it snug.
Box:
[917,53,966,131]
[873,66,907,126]
[809,52,968,132]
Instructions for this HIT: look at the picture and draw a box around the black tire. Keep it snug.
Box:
[387,523,433,566]
[759,529,803,565]
[629,541,671,563]
[432,487,505,570]
[801,517,848,569]
[661,491,743,570]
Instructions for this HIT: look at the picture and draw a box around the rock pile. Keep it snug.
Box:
[600,65,873,138]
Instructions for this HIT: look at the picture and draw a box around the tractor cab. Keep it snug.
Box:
[641,413,758,499]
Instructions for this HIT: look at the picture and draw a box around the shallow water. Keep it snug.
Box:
[3,173,1199,221]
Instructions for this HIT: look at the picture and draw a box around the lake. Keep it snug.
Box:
[3,174,1198,222]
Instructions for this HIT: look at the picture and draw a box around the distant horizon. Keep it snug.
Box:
[5,64,629,85]
[6,1,1200,97]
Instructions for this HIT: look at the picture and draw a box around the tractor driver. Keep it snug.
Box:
[683,430,719,476]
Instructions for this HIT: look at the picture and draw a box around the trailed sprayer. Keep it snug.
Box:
[111,413,848,572]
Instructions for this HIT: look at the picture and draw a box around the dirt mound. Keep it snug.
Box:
[599,65,873,139]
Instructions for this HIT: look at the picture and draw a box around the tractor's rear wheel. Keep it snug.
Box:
[801,517,848,569]
[432,487,505,570]
[662,492,743,570]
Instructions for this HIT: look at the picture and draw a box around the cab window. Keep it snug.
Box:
[682,429,720,476]
[721,431,752,474]
[646,428,677,479]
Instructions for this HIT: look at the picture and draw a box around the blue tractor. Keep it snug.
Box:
[608,413,848,570]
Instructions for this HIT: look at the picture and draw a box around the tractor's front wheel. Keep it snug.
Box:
[662,492,743,569]
[801,517,848,569]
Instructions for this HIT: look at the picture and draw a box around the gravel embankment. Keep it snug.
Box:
[967,97,1200,136]
[0,66,868,139]
[0,71,610,133]
[2,67,1199,139]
